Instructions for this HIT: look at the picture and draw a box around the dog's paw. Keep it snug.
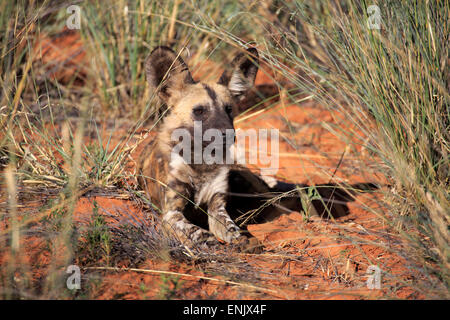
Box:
[208,211,241,243]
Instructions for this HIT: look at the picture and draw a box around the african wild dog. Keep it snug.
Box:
[137,46,265,252]
[136,46,378,251]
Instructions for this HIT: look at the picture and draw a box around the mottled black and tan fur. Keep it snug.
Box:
[137,46,263,251]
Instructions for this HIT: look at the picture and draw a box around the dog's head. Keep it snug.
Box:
[145,46,259,139]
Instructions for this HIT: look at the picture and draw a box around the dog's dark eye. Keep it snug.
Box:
[193,106,205,117]
[225,105,233,115]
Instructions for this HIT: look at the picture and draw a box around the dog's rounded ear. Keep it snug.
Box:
[145,46,195,104]
[218,47,259,100]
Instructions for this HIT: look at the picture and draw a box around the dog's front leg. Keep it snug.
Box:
[163,178,218,248]
[207,192,241,243]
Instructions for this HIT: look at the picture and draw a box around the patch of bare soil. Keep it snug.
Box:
[33,28,87,85]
